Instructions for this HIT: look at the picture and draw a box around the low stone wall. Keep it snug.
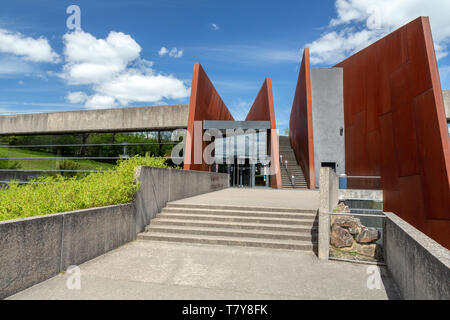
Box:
[0,204,135,299]
[384,212,450,300]
[0,167,228,299]
[134,167,229,232]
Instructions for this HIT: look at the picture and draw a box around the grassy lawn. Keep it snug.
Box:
[0,147,115,171]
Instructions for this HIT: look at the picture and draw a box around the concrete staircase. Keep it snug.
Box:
[278,136,308,189]
[138,202,318,251]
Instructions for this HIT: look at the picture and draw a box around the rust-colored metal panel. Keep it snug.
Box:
[245,78,282,188]
[387,26,408,74]
[379,113,399,191]
[407,19,433,97]
[184,63,234,171]
[289,49,315,189]
[333,17,450,248]
[413,89,450,220]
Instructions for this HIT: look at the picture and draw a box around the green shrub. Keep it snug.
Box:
[57,160,82,177]
[0,156,170,221]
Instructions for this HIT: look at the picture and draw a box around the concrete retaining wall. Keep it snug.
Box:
[384,212,450,299]
[318,167,339,260]
[0,167,228,299]
[134,167,229,232]
[0,172,43,185]
[0,204,135,299]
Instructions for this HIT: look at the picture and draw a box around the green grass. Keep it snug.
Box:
[0,147,114,170]
[0,156,169,222]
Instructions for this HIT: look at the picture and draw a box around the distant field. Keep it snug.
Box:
[0,147,115,171]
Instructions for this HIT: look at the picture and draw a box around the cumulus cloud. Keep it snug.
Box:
[158,46,183,58]
[66,91,88,104]
[62,31,141,84]
[61,30,190,109]
[211,23,220,31]
[0,28,59,63]
[169,47,183,58]
[307,0,450,65]
[158,46,169,56]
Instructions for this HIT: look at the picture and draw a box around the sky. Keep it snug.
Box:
[0,0,450,133]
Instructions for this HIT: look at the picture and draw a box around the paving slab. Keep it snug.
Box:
[170,188,320,211]
[8,240,401,300]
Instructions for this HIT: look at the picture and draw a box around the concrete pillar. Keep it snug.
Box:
[318,167,338,260]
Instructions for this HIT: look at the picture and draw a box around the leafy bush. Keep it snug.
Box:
[57,159,82,177]
[0,156,170,221]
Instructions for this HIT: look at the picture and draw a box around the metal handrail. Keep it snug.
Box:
[283,159,295,186]
[329,212,386,218]
[0,142,181,148]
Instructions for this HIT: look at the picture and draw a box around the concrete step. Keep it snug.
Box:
[282,186,308,189]
[150,218,318,233]
[145,225,317,241]
[161,207,317,220]
[157,213,318,226]
[137,232,316,251]
[165,203,316,214]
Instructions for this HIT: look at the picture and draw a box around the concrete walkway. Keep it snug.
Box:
[8,240,400,300]
[170,188,320,210]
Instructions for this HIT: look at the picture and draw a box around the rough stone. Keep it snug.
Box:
[356,227,379,244]
[333,216,363,235]
[330,225,354,248]
[334,202,351,213]
[352,242,378,258]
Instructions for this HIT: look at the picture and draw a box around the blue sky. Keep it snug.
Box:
[0,0,449,133]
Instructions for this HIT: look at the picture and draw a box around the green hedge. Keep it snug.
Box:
[0,156,169,221]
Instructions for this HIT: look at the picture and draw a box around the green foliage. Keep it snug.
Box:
[0,159,22,169]
[57,160,82,177]
[0,156,170,221]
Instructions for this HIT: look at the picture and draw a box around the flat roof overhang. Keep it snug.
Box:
[203,120,271,130]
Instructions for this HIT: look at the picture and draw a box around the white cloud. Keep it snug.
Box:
[66,91,88,104]
[307,0,450,65]
[211,24,220,31]
[61,30,190,109]
[169,47,183,58]
[85,94,118,109]
[62,30,141,85]
[0,28,59,63]
[159,46,183,58]
[95,70,190,106]
[158,46,169,56]
[0,56,35,76]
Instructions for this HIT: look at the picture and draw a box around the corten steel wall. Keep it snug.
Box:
[335,17,450,249]
[289,49,315,189]
[245,79,282,188]
[184,63,234,171]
